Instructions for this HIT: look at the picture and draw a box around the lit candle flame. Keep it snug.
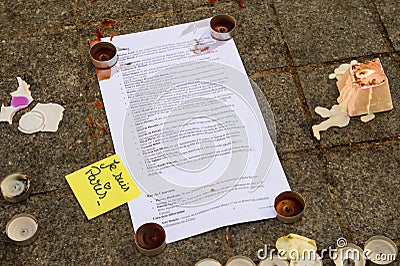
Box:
[355,69,375,79]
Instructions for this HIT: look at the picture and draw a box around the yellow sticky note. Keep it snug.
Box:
[65,154,141,220]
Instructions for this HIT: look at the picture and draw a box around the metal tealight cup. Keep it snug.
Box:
[89,42,118,69]
[274,191,305,223]
[1,173,31,203]
[364,235,398,266]
[226,255,256,266]
[210,15,236,41]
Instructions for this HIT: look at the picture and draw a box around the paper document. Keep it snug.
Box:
[98,18,290,243]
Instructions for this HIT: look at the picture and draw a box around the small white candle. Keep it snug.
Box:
[5,179,25,197]
[6,214,38,246]
[195,258,222,266]
[259,255,289,266]
[1,173,31,203]
[290,254,322,266]
[364,236,398,265]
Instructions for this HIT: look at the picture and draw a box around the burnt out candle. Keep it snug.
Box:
[6,214,39,246]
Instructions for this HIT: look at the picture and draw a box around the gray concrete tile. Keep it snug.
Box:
[0,0,76,35]
[105,227,227,265]
[252,74,315,154]
[0,30,87,105]
[0,190,227,265]
[228,154,342,261]
[0,102,95,195]
[86,98,116,161]
[375,0,400,51]
[299,56,400,147]
[326,142,400,244]
[272,0,388,65]
[173,2,287,74]
[76,0,172,23]
[0,191,130,264]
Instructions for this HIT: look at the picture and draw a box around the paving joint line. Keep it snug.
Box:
[28,187,71,198]
[318,152,353,245]
[278,148,321,160]
[327,183,355,244]
[277,137,399,161]
[247,66,290,78]
[293,52,395,72]
[0,9,174,39]
[248,52,396,78]
[320,137,400,154]
[72,0,80,27]
[0,25,78,39]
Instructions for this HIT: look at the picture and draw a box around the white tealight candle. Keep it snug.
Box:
[6,214,39,246]
[364,235,398,265]
[5,179,25,197]
[333,244,366,266]
[1,173,31,203]
[226,256,256,266]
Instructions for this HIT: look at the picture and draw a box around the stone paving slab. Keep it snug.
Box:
[326,142,400,245]
[86,100,116,161]
[272,0,388,65]
[78,12,178,57]
[0,0,76,35]
[375,0,400,51]
[0,102,92,194]
[253,74,316,154]
[0,191,110,264]
[0,30,86,105]
[228,154,343,262]
[0,190,228,265]
[173,2,287,74]
[171,0,213,13]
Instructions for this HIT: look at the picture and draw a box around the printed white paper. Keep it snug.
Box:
[98,18,290,243]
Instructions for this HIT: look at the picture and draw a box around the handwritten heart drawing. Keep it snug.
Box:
[103,182,111,190]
